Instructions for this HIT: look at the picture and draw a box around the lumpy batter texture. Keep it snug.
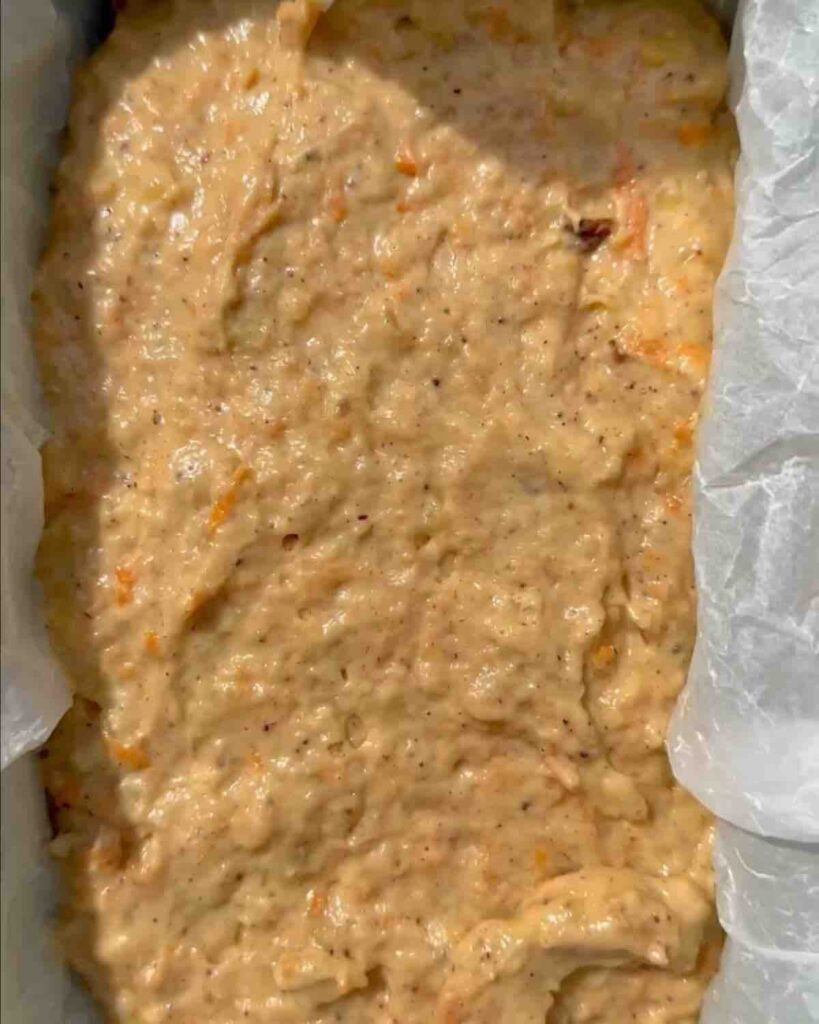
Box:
[35,1,735,1021]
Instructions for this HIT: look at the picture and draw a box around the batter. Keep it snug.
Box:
[34,1,735,1021]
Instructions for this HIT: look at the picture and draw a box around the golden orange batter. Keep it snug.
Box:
[35,1,735,1020]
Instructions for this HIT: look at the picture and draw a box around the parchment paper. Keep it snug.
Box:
[2,1,817,1021]
[665,1,819,1019]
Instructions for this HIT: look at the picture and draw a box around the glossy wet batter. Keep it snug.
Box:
[35,1,735,1020]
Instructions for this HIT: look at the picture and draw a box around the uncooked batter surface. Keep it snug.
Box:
[35,1,735,1021]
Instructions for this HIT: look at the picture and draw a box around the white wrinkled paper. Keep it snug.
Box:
[669,0,819,844]
[1,0,816,1021]
[666,1,819,1019]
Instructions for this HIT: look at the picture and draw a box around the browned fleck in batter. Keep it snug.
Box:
[35,1,735,1021]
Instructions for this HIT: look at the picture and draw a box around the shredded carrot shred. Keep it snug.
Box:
[675,342,710,377]
[677,121,713,147]
[106,737,150,771]
[308,889,327,916]
[665,492,685,513]
[394,149,418,176]
[626,335,666,368]
[590,643,616,668]
[618,335,708,379]
[327,192,347,223]
[115,566,135,606]
[622,185,649,260]
[673,416,696,447]
[209,466,252,533]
